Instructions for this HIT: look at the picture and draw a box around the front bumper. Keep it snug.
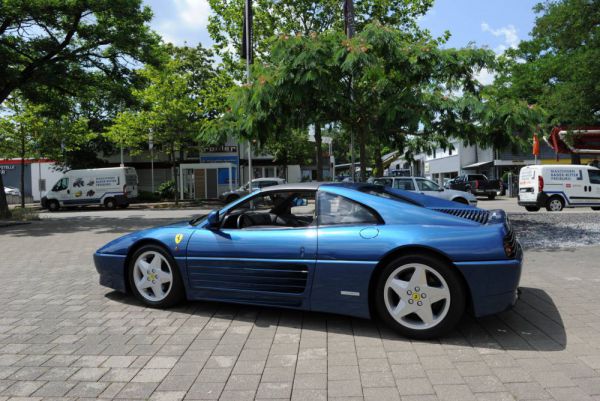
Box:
[94,252,127,292]
[455,249,523,317]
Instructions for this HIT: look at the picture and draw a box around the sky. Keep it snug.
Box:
[142,0,541,83]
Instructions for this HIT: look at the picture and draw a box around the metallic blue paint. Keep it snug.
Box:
[93,183,523,320]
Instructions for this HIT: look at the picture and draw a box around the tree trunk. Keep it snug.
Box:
[0,174,11,219]
[571,153,581,165]
[375,141,384,177]
[359,129,367,182]
[314,123,323,181]
[20,133,26,209]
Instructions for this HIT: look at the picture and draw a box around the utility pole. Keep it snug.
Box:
[343,0,356,181]
[243,0,254,185]
[149,131,154,193]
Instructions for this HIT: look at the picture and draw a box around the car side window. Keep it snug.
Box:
[416,179,440,191]
[373,178,392,187]
[393,178,415,191]
[317,192,379,226]
[589,170,600,184]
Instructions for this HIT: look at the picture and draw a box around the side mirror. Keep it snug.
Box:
[206,210,219,227]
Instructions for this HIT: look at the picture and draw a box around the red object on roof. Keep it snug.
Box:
[547,126,600,155]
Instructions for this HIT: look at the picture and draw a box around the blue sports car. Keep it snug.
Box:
[94,182,522,338]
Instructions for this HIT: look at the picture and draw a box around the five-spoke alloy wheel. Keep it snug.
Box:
[375,254,465,339]
[128,245,184,307]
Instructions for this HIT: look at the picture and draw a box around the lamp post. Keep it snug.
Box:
[149,131,154,193]
[343,0,356,181]
[243,0,253,184]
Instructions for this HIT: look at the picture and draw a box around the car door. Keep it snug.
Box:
[415,178,442,195]
[587,169,600,206]
[52,177,70,204]
[186,190,317,309]
[311,190,384,318]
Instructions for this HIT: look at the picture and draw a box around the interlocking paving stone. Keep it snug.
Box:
[1,211,600,400]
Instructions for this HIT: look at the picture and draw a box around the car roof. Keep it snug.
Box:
[259,182,391,193]
[252,177,285,182]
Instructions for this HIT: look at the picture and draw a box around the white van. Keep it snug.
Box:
[42,167,138,211]
[518,164,600,212]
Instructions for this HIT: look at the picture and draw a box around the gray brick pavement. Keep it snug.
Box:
[1,214,600,400]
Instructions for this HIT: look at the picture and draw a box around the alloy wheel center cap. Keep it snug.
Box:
[147,272,157,281]
[412,292,422,302]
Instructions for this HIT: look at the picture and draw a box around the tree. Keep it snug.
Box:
[105,45,230,203]
[0,0,159,218]
[226,23,501,181]
[207,0,433,75]
[0,96,91,213]
[493,0,599,127]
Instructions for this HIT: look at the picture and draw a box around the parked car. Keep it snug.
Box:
[3,186,21,196]
[41,167,138,211]
[447,174,502,199]
[372,176,477,206]
[219,177,286,203]
[518,164,600,212]
[94,182,522,339]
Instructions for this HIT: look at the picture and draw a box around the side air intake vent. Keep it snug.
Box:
[432,208,490,224]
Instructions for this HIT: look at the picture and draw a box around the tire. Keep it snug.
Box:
[453,198,469,205]
[104,197,117,210]
[374,254,466,339]
[225,195,239,204]
[119,203,129,209]
[487,193,496,200]
[592,207,600,211]
[545,196,564,212]
[128,244,185,308]
[48,200,60,212]
[525,206,540,212]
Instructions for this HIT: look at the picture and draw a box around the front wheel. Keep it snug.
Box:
[128,245,185,308]
[453,197,469,205]
[525,206,540,212]
[487,193,496,200]
[47,200,60,212]
[374,254,465,339]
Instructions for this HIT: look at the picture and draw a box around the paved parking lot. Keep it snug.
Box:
[1,203,600,401]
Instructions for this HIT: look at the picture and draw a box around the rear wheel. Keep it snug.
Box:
[104,197,117,210]
[525,206,540,212]
[592,207,600,211]
[487,193,496,200]
[48,200,60,212]
[546,196,564,212]
[374,254,465,339]
[119,203,129,209]
[128,245,185,308]
[453,197,469,205]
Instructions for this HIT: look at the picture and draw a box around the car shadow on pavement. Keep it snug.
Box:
[106,286,565,352]
[0,216,203,237]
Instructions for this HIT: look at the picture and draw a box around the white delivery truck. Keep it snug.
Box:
[42,167,138,211]
[518,164,600,212]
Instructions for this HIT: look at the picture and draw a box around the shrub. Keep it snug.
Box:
[158,180,175,199]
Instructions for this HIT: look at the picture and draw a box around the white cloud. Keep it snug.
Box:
[475,67,496,86]
[481,22,519,53]
[174,0,211,29]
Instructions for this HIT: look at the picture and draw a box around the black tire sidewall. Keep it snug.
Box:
[48,200,59,211]
[525,206,540,212]
[374,254,466,339]
[105,198,116,209]
[546,196,564,211]
[128,244,185,308]
[454,198,468,205]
